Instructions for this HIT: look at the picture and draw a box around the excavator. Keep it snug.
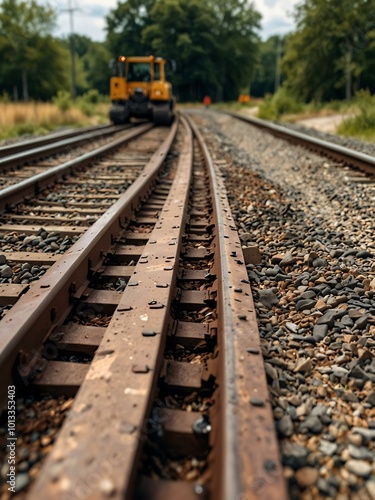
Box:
[109,55,175,126]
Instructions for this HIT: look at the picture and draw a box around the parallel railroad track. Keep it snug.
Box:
[0,123,167,315]
[222,111,375,178]
[0,124,113,159]
[0,114,286,499]
[0,123,135,189]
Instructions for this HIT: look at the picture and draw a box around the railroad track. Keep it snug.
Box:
[0,124,112,159]
[0,123,169,313]
[0,123,135,190]
[221,111,375,178]
[0,114,286,499]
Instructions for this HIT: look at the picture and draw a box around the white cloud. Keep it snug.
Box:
[254,0,298,38]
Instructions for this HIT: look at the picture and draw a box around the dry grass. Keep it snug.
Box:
[0,102,109,140]
[0,102,87,127]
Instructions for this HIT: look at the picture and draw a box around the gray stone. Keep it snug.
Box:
[258,289,279,309]
[317,477,337,497]
[365,392,375,407]
[345,459,372,477]
[286,322,298,334]
[296,299,316,312]
[352,427,375,442]
[299,290,317,300]
[350,366,369,380]
[277,414,293,437]
[319,440,337,456]
[348,444,373,461]
[355,315,369,330]
[311,404,327,417]
[313,324,328,341]
[0,255,6,265]
[316,309,347,327]
[356,250,374,259]
[0,265,12,278]
[312,258,328,268]
[280,251,297,267]
[330,249,344,258]
[332,366,349,378]
[281,442,308,469]
[299,415,323,434]
[15,473,30,492]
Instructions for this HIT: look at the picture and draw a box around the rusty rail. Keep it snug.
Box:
[0,124,131,172]
[186,114,287,500]
[0,114,286,499]
[221,110,375,177]
[0,120,177,403]
[0,124,113,159]
[0,123,152,210]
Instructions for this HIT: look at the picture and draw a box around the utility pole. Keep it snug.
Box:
[274,36,282,93]
[67,0,77,100]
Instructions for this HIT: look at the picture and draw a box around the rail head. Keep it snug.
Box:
[185,112,287,500]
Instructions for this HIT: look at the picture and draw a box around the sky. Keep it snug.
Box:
[46,0,299,41]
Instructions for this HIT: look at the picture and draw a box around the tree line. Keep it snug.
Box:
[1,0,375,103]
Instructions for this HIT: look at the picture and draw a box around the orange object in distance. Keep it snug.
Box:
[203,95,212,108]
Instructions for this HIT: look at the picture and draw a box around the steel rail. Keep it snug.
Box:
[221,110,375,176]
[0,124,113,159]
[0,119,178,405]
[0,114,286,499]
[186,113,287,500]
[0,124,132,172]
[0,123,153,210]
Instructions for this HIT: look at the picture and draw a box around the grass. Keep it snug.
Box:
[256,88,357,123]
[337,90,375,141]
[0,98,110,141]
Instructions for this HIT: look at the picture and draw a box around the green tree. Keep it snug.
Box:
[143,0,220,101]
[209,0,261,100]
[106,0,156,56]
[106,0,261,101]
[251,35,286,97]
[83,42,112,95]
[0,0,68,100]
[282,0,375,102]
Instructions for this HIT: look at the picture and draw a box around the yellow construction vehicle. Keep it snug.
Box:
[109,55,175,126]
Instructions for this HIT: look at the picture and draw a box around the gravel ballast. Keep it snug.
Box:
[191,110,375,499]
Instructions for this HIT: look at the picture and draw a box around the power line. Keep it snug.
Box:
[60,0,79,99]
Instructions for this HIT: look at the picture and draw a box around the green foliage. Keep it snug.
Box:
[15,122,38,135]
[251,35,285,97]
[106,0,261,102]
[53,91,72,112]
[0,0,69,100]
[82,43,112,95]
[0,90,10,102]
[282,0,375,102]
[258,87,303,120]
[337,90,375,139]
[106,0,156,56]
[83,89,101,104]
[75,90,108,116]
